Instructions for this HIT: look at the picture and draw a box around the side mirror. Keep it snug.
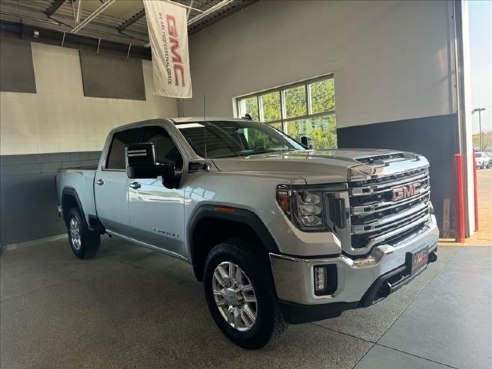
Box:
[300,136,314,149]
[125,143,174,179]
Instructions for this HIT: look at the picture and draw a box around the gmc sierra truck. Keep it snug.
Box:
[56,118,439,349]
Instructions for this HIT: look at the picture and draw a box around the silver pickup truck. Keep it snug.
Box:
[56,117,439,349]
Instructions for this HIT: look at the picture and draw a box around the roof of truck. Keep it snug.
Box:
[170,117,251,124]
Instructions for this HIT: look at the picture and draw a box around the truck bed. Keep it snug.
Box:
[56,168,98,223]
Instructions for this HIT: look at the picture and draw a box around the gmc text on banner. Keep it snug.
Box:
[143,0,192,98]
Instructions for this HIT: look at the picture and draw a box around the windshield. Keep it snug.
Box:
[177,120,305,158]
[475,152,482,157]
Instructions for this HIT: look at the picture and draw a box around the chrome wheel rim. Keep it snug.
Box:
[212,261,257,332]
[69,217,82,251]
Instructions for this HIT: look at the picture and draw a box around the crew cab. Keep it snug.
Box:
[56,118,439,349]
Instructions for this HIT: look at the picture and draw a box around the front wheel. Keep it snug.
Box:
[203,239,287,349]
[66,208,100,259]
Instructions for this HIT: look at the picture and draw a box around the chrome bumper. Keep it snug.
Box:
[269,216,439,305]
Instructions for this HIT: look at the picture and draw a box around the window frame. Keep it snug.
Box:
[104,127,145,171]
[235,74,336,132]
[103,125,185,172]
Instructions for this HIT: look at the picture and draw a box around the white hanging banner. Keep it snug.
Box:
[143,0,192,98]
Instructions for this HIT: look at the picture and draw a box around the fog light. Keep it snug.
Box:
[313,265,338,296]
[314,266,326,293]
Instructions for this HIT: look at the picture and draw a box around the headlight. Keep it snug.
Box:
[276,185,347,232]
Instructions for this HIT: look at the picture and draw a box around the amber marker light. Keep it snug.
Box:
[276,185,291,215]
[214,206,236,214]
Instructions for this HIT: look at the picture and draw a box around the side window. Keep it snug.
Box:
[143,126,183,170]
[106,128,143,170]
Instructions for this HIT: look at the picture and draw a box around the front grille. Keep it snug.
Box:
[348,166,431,249]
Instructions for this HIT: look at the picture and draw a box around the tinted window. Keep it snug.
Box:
[106,128,143,169]
[142,126,183,170]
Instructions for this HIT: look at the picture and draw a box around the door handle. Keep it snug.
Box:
[96,179,104,186]
[129,181,141,189]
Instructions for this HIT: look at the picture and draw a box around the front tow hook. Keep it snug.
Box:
[428,250,438,264]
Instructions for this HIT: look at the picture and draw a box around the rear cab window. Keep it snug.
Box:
[106,128,144,170]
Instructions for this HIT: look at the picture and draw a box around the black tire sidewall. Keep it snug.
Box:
[67,208,90,259]
[203,242,279,349]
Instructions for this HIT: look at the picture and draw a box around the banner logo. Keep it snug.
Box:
[144,1,192,98]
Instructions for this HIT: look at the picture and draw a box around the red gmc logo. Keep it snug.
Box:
[415,252,426,265]
[166,15,185,87]
[392,183,421,201]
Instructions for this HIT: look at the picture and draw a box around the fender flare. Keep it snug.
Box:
[187,204,280,278]
[61,187,85,223]
[61,187,104,233]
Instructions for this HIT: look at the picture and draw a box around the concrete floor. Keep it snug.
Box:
[1,239,491,369]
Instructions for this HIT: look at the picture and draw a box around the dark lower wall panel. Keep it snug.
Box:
[337,113,459,236]
[0,151,101,246]
[0,35,36,93]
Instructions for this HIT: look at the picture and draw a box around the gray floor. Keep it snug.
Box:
[1,238,491,369]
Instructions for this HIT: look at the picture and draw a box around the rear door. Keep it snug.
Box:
[95,127,144,236]
[127,125,186,256]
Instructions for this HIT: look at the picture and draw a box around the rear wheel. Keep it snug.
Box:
[203,239,287,349]
[66,208,100,259]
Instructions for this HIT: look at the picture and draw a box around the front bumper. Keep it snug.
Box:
[269,216,439,323]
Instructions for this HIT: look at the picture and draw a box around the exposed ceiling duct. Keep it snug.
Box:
[0,0,259,47]
[71,0,116,34]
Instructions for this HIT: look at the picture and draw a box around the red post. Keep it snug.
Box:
[473,154,479,232]
[455,154,465,243]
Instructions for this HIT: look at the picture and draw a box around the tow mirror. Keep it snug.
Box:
[125,143,174,179]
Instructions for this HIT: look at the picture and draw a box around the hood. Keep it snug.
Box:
[211,149,422,184]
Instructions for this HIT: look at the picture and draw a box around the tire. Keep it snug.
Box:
[203,239,288,349]
[66,207,100,259]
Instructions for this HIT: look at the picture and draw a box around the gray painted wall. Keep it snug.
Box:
[0,152,101,245]
[182,0,456,128]
[0,40,178,156]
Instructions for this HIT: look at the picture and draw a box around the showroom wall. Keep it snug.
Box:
[181,0,459,235]
[0,39,177,245]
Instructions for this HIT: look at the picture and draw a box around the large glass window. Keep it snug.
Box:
[261,92,281,122]
[237,96,259,121]
[236,75,337,149]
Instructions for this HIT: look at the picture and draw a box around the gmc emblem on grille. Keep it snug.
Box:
[392,183,421,201]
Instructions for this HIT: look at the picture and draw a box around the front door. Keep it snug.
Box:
[95,127,144,236]
[128,126,186,257]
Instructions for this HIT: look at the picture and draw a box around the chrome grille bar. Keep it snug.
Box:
[363,213,430,249]
[352,202,429,234]
[348,165,431,250]
[350,170,429,196]
[352,186,430,215]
